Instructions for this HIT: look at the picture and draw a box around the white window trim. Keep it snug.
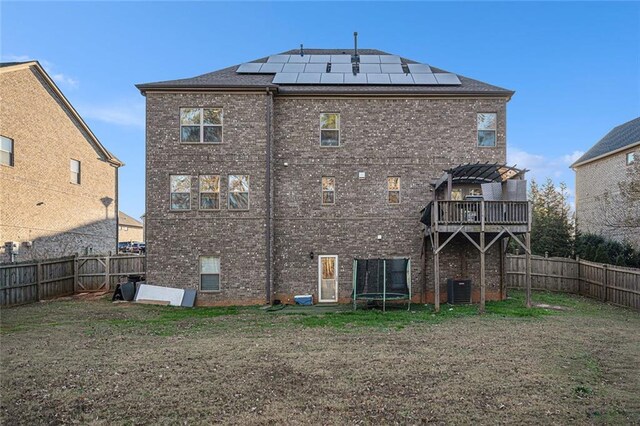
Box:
[180,107,223,144]
[388,176,401,204]
[200,256,221,292]
[70,159,81,185]
[477,112,497,148]
[320,113,340,147]
[0,135,14,167]
[169,175,192,211]
[322,176,336,205]
[199,175,221,211]
[318,255,338,303]
[227,175,250,211]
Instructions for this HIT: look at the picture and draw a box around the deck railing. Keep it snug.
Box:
[433,200,530,227]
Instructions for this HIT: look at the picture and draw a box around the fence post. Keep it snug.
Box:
[576,256,581,295]
[105,255,111,290]
[602,264,608,302]
[73,254,79,294]
[36,261,42,302]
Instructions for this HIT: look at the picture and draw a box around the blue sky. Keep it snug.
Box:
[2,1,639,218]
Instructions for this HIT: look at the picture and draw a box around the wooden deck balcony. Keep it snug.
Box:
[429,200,532,234]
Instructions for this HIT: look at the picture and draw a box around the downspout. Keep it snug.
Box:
[265,88,274,304]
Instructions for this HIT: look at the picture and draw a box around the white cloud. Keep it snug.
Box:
[1,54,79,89]
[562,150,585,165]
[78,99,145,128]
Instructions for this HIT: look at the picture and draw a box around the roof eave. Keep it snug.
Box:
[571,140,640,169]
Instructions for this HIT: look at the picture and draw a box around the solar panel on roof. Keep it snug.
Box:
[359,63,381,73]
[359,55,381,64]
[412,73,438,85]
[380,55,401,64]
[434,73,461,85]
[282,63,306,73]
[236,63,263,73]
[296,73,322,84]
[344,73,368,84]
[260,63,285,73]
[330,63,352,73]
[321,73,344,83]
[330,55,351,63]
[272,73,299,83]
[408,64,432,74]
[367,73,391,84]
[309,55,330,63]
[390,74,415,85]
[380,64,404,74]
[304,63,328,73]
[288,55,310,63]
[267,55,290,63]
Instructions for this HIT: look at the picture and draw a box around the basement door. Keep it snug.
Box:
[318,255,338,303]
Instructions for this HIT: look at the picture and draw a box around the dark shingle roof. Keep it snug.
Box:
[572,117,640,167]
[0,61,32,68]
[136,48,513,96]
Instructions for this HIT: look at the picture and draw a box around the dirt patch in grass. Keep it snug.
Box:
[1,291,639,424]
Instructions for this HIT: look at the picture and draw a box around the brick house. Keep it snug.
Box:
[0,61,122,263]
[138,47,529,307]
[572,117,640,248]
[118,211,144,243]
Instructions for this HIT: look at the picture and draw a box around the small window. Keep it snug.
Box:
[124,226,128,231]
[322,177,335,205]
[70,159,81,184]
[199,175,220,210]
[388,177,400,204]
[170,175,191,210]
[200,256,220,291]
[477,113,496,147]
[320,113,340,147]
[228,175,249,210]
[627,152,636,165]
[1,136,14,166]
[180,107,223,143]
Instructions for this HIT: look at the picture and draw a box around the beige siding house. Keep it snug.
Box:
[118,211,144,243]
[0,61,122,262]
[572,117,640,248]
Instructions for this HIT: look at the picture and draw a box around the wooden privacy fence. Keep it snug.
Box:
[1,255,146,307]
[506,254,640,310]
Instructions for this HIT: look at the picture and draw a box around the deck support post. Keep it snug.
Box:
[525,232,532,308]
[479,231,486,314]
[433,231,440,313]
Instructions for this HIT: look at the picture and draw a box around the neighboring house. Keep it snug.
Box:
[0,61,122,263]
[118,211,144,243]
[138,46,527,306]
[572,117,640,248]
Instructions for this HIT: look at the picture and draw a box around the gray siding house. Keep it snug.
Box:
[137,47,527,307]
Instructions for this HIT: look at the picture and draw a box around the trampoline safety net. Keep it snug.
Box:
[352,258,411,310]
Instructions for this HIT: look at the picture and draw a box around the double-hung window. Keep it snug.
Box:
[322,177,335,205]
[70,159,81,184]
[388,177,400,204]
[170,175,191,210]
[200,256,220,291]
[627,152,636,166]
[320,113,340,146]
[0,136,13,166]
[199,175,220,210]
[477,113,497,147]
[228,175,249,210]
[180,108,223,143]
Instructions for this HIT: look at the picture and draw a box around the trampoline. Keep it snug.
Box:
[352,258,411,311]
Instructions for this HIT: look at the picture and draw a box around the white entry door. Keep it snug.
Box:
[318,255,338,302]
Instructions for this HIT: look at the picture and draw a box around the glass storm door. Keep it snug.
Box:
[318,255,338,302]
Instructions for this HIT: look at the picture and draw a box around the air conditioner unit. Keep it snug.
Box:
[447,279,472,304]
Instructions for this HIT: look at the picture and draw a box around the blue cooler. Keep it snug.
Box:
[294,294,313,305]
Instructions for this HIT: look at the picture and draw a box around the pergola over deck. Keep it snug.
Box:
[422,163,533,313]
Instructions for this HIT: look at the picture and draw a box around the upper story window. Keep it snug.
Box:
[1,136,14,166]
[320,113,340,147]
[180,108,223,143]
[199,175,220,210]
[170,175,191,210]
[477,113,497,147]
[228,175,249,210]
[388,177,401,204]
[70,159,81,184]
[627,152,636,166]
[322,177,335,205]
